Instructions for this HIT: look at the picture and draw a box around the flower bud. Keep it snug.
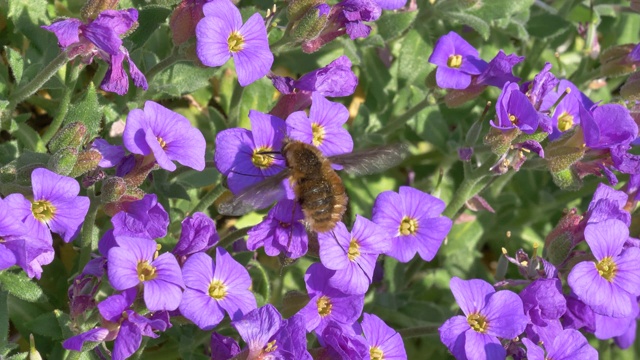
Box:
[281,290,310,318]
[551,168,582,190]
[48,122,87,154]
[599,44,638,77]
[545,129,586,172]
[425,69,437,89]
[47,147,79,176]
[291,4,330,42]
[621,72,640,101]
[29,334,42,360]
[483,128,519,155]
[81,0,120,21]
[170,0,206,46]
[101,176,127,203]
[444,86,485,107]
[544,208,582,265]
[69,149,102,178]
[287,0,326,22]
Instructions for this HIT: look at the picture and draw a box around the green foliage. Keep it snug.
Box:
[0,272,47,303]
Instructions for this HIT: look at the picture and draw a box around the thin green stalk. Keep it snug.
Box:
[380,95,436,136]
[398,325,440,338]
[443,157,497,219]
[78,188,99,271]
[215,226,252,250]
[1,51,70,125]
[41,63,82,144]
[190,183,225,215]
[145,49,185,83]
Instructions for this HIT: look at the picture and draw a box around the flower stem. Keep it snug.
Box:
[1,50,70,126]
[379,95,436,136]
[215,226,252,250]
[442,157,497,219]
[41,62,82,144]
[145,49,185,84]
[190,183,225,215]
[78,188,100,271]
[398,324,441,338]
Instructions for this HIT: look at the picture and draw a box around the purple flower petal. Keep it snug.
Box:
[179,288,225,330]
[450,277,494,315]
[482,290,527,338]
[113,319,142,360]
[438,316,469,359]
[233,13,273,86]
[584,219,629,259]
[196,16,233,67]
[464,331,505,360]
[63,328,109,351]
[42,19,82,48]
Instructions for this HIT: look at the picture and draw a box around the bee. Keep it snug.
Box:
[218,139,408,233]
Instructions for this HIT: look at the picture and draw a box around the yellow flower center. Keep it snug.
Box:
[447,54,463,68]
[227,31,245,53]
[467,313,488,333]
[370,346,384,360]
[311,122,326,147]
[348,238,361,261]
[508,114,518,125]
[136,260,157,282]
[208,280,227,300]
[252,146,274,169]
[399,216,418,236]
[317,295,332,317]
[263,340,277,353]
[557,111,574,132]
[157,136,167,149]
[596,257,617,282]
[31,200,56,222]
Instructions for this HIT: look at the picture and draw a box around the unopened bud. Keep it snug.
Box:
[599,44,638,77]
[287,0,326,22]
[621,72,640,101]
[81,0,120,21]
[545,232,573,266]
[29,334,42,360]
[69,149,102,178]
[101,177,127,203]
[545,129,586,172]
[48,122,87,153]
[551,168,582,190]
[425,69,437,89]
[170,0,205,46]
[291,4,330,42]
[47,147,79,176]
[483,128,519,155]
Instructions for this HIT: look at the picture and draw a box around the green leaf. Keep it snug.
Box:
[14,123,46,153]
[64,82,103,138]
[0,271,48,303]
[438,221,484,274]
[468,0,535,22]
[25,311,63,339]
[527,13,572,39]
[444,12,490,40]
[152,63,219,98]
[397,29,432,87]
[377,10,418,41]
[407,105,449,153]
[174,168,220,189]
[7,0,51,54]
[232,78,275,129]
[128,5,173,50]
[0,290,7,349]
[5,47,24,85]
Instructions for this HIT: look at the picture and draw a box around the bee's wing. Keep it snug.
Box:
[218,169,292,216]
[328,143,409,175]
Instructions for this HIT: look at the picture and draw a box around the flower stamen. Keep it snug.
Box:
[31,200,56,222]
[209,279,227,300]
[317,295,332,317]
[467,312,489,333]
[311,122,325,147]
[399,216,418,236]
[596,257,617,282]
[370,346,384,360]
[348,238,360,261]
[557,111,574,132]
[136,260,158,282]
[252,146,274,169]
[228,31,245,53]
[447,54,463,68]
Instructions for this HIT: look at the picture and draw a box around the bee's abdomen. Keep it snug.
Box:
[296,169,347,233]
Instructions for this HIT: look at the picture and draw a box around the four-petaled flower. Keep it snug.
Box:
[428,31,488,90]
[196,0,273,86]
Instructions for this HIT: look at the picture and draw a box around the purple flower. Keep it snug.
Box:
[108,237,184,311]
[210,332,241,360]
[476,50,524,88]
[43,9,147,95]
[630,43,640,62]
[4,168,89,244]
[318,216,390,294]
[490,82,539,134]
[439,277,528,360]
[561,294,595,333]
[583,182,631,227]
[179,249,256,330]
[172,212,219,259]
[196,0,273,86]
[567,219,640,318]
[286,92,353,157]
[360,313,407,359]
[320,321,369,359]
[519,278,566,343]
[333,0,382,40]
[0,197,53,279]
[428,31,488,90]
[247,199,309,259]
[375,0,406,10]
[581,104,638,150]
[372,186,452,262]
[522,329,597,360]
[214,110,287,195]
[123,101,206,172]
[91,138,126,168]
[524,63,559,111]
[63,289,170,360]
[269,56,358,119]
[298,263,364,334]
[111,194,169,240]
[594,302,638,340]
[233,304,311,360]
